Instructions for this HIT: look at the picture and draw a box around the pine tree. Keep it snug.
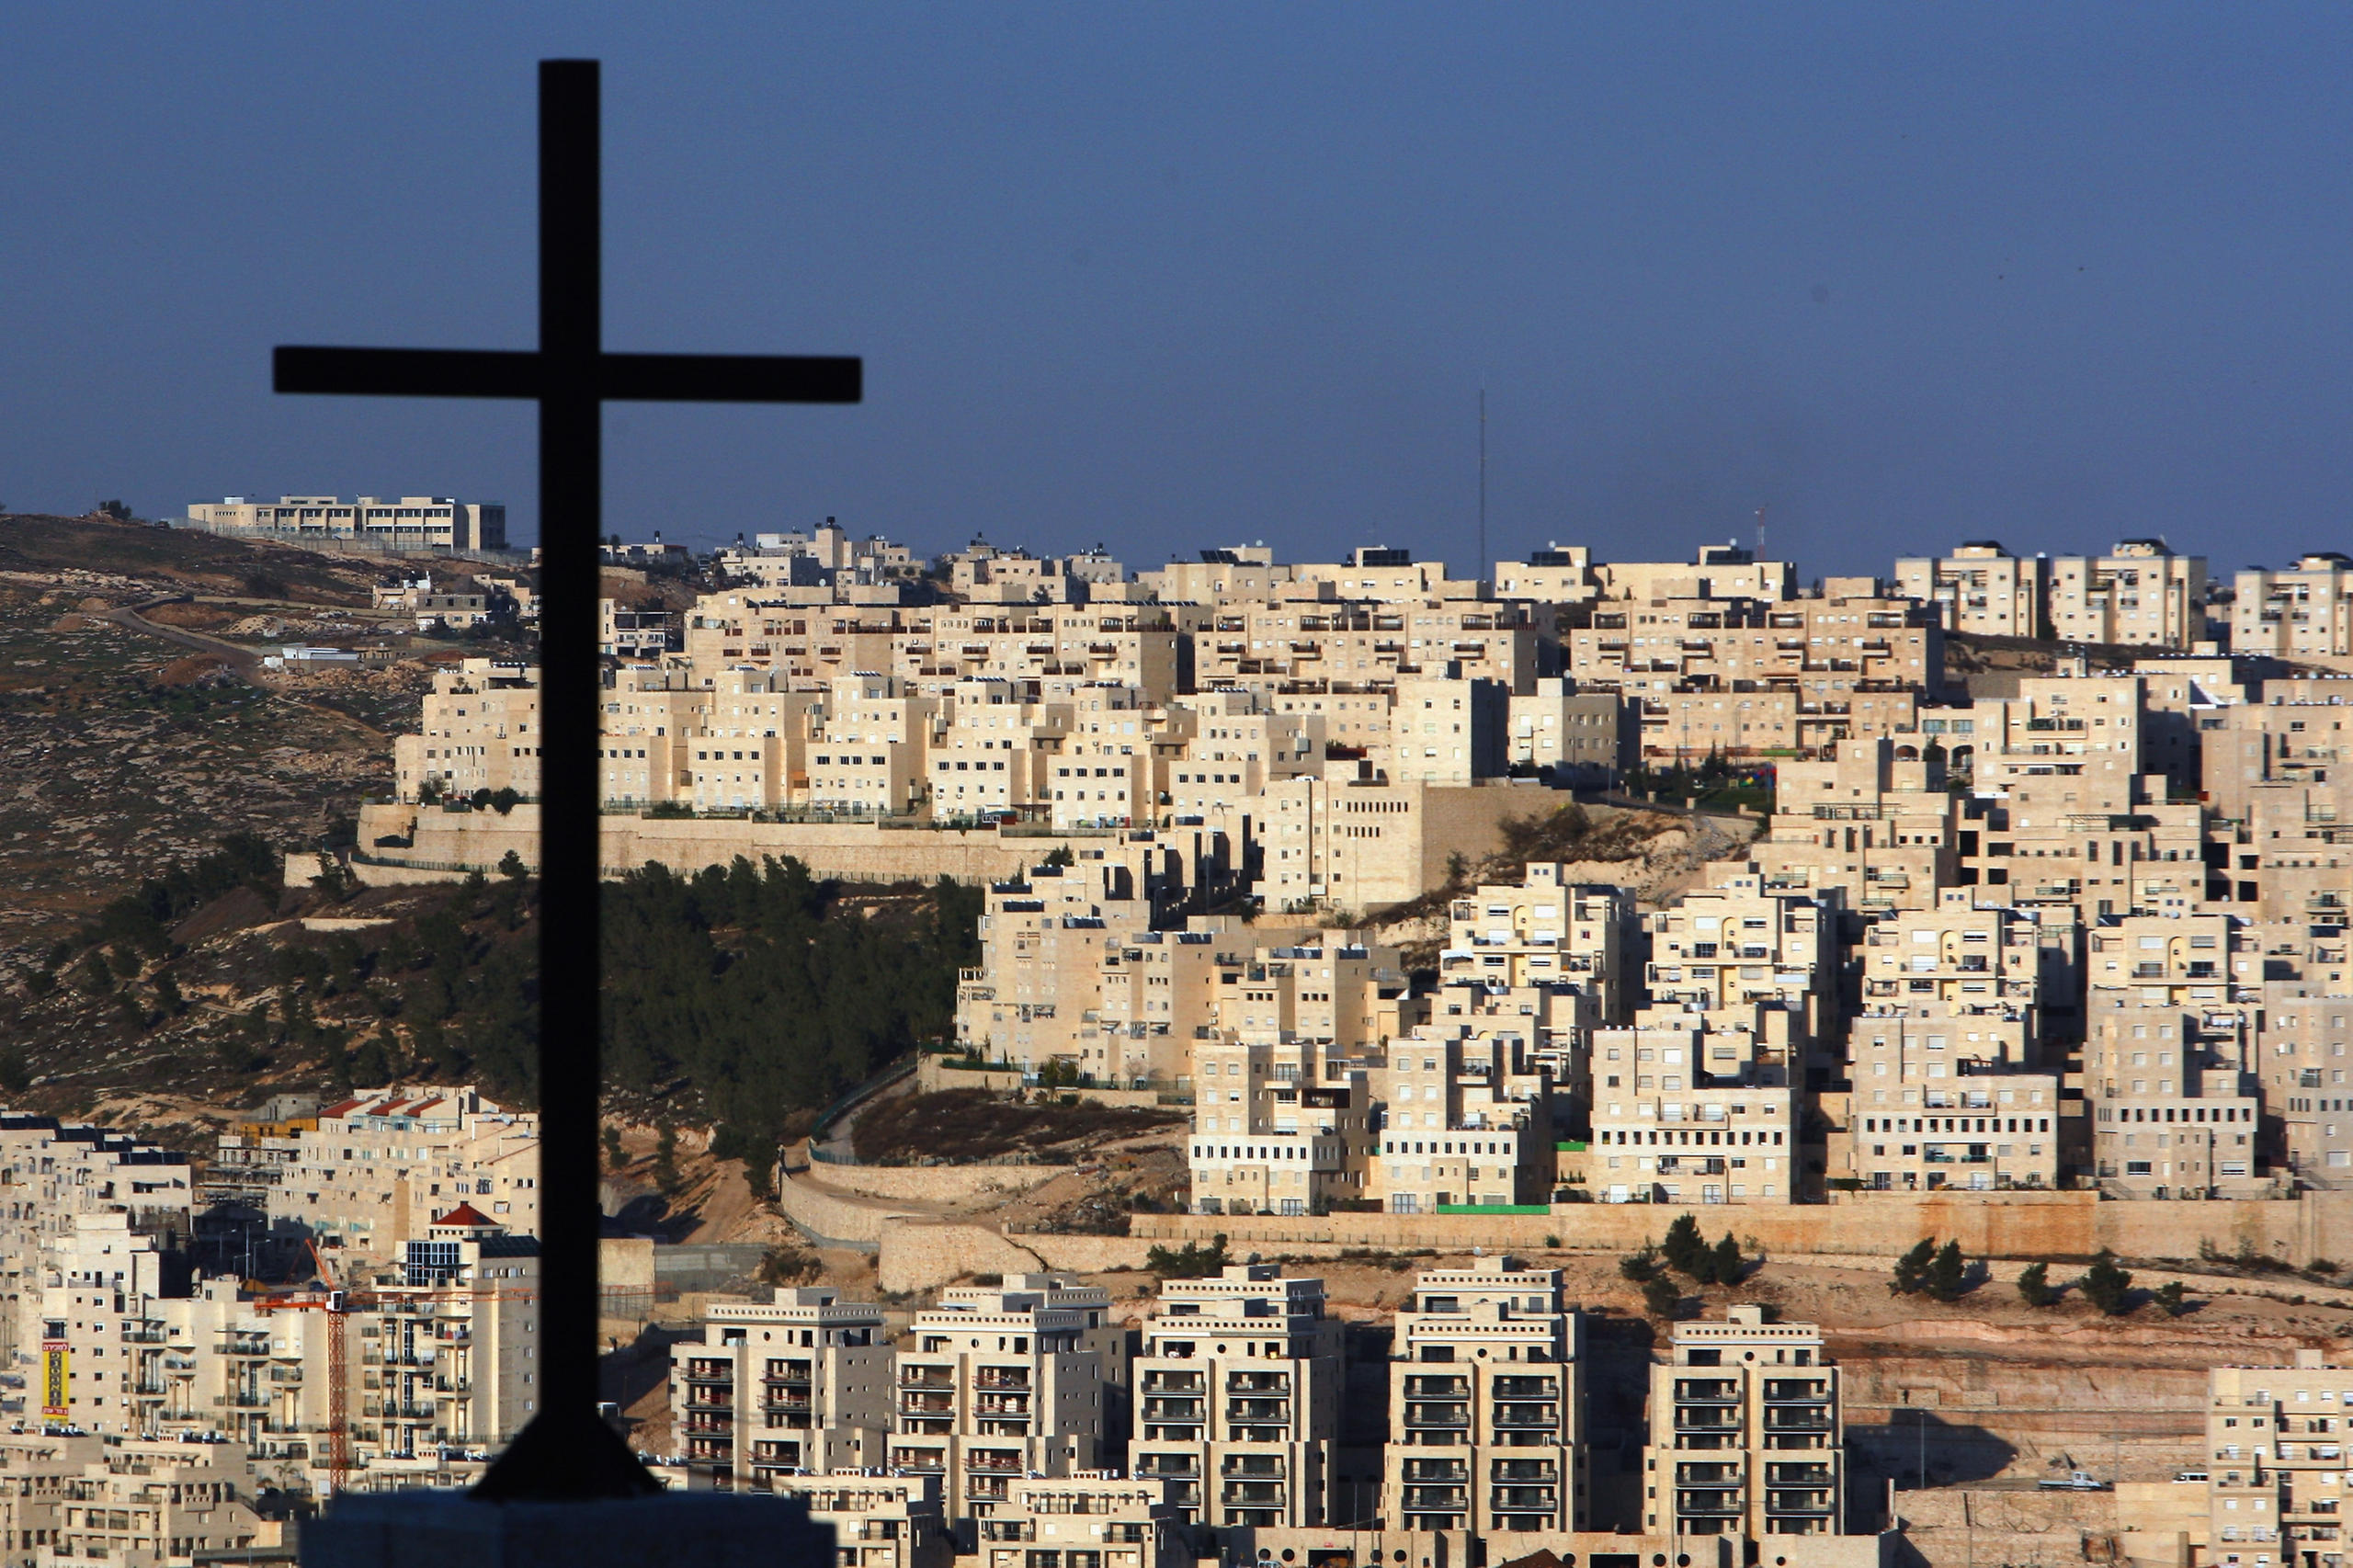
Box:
[2017,1261,2055,1308]
[2154,1280,2189,1317]
[1891,1238,1936,1295]
[1711,1233,1745,1286]
[1663,1212,1708,1277]
[1927,1241,1969,1302]
[1643,1275,1683,1319]
[2080,1250,2134,1314]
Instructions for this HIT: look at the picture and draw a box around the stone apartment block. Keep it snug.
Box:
[668,1287,892,1490]
[1588,1016,1801,1205]
[1643,1306,1845,1538]
[1842,1006,2061,1192]
[1506,679,1637,781]
[1750,737,1961,915]
[2249,935,2353,1188]
[2204,1351,2350,1568]
[252,1087,539,1259]
[2048,540,2210,648]
[0,1114,191,1387]
[2203,679,2353,925]
[1438,863,1638,1026]
[1368,1025,1554,1213]
[889,1279,1115,1525]
[1856,892,2046,1035]
[1643,876,1837,1048]
[30,1435,273,1565]
[1254,766,1550,913]
[1188,1039,1379,1217]
[2086,998,2266,1199]
[1893,540,2049,639]
[1589,542,1795,606]
[764,1473,955,1568]
[1384,1256,1586,1534]
[392,660,542,801]
[972,1471,1186,1568]
[598,597,681,659]
[1190,595,1544,713]
[2233,553,2353,660]
[1128,1265,1343,1528]
[1381,674,1512,785]
[186,494,506,552]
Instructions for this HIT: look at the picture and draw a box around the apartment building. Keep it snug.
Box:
[1190,595,1543,709]
[2249,947,2353,1189]
[1383,1256,1585,1534]
[2204,1351,2350,1568]
[668,1287,892,1489]
[1369,1026,1554,1213]
[1506,680,1636,781]
[1438,863,1637,1025]
[0,1115,192,1383]
[2086,999,2266,1199]
[1893,541,2048,638]
[766,1473,954,1568]
[1750,736,1962,915]
[1643,1306,1844,1538]
[186,494,506,552]
[1152,691,1324,828]
[255,1087,539,1259]
[1643,876,1837,1046]
[2202,679,2353,925]
[598,597,681,659]
[1491,544,1599,608]
[682,594,909,684]
[36,1212,176,1437]
[1128,1265,1343,1528]
[1255,765,1546,912]
[1381,675,1511,786]
[899,606,1189,702]
[1588,1017,1801,1205]
[889,1279,1113,1523]
[2232,553,2353,660]
[1857,892,2046,1026]
[391,661,542,801]
[2048,540,2210,648]
[1188,1039,1378,1218]
[972,1472,1184,1568]
[1843,1007,2061,1192]
[1591,542,1793,605]
[38,1437,273,1565]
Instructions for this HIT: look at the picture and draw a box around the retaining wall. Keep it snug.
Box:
[1131,1187,2353,1267]
[801,1160,1063,1204]
[875,1221,1154,1293]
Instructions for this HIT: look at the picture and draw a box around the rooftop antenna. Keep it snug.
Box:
[1478,387,1488,583]
[1756,504,1767,560]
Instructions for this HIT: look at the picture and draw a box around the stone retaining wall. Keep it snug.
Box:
[874,1221,1154,1292]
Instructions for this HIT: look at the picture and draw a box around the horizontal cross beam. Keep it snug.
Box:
[274,346,862,403]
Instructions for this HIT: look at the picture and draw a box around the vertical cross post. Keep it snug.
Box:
[272,57,860,1499]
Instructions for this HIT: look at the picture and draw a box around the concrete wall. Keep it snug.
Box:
[1133,1188,2353,1267]
[355,800,1120,888]
[800,1160,1062,1204]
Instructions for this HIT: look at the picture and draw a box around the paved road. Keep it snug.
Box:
[103,597,262,667]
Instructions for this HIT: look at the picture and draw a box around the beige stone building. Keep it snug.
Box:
[1842,1006,2060,1192]
[2204,1350,2349,1568]
[1643,1306,1845,1538]
[1383,1256,1586,1534]
[1893,540,2048,638]
[2249,935,2353,1189]
[1750,736,1962,914]
[1191,594,1544,711]
[972,1471,1185,1568]
[1438,863,1638,1024]
[1188,1038,1378,1217]
[392,660,542,801]
[2233,552,2353,660]
[2086,997,2266,1199]
[252,1086,538,1259]
[2049,540,2210,648]
[765,1473,954,1568]
[1127,1265,1343,1528]
[2202,678,2353,925]
[1368,1025,1554,1213]
[1643,875,1837,1046]
[889,1278,1116,1524]
[1589,1017,1800,1205]
[37,1436,273,1565]
[1254,765,1549,913]
[668,1287,892,1489]
[1590,542,1794,604]
[186,494,506,552]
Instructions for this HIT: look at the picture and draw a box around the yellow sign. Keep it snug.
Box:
[41,1346,67,1418]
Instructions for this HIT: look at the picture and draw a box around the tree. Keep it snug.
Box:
[2154,1280,2190,1318]
[653,1124,680,1193]
[1618,1245,1659,1283]
[1890,1238,1936,1296]
[491,787,521,815]
[96,499,135,522]
[2079,1250,2134,1315]
[1662,1212,1708,1277]
[1711,1233,1745,1286]
[602,1126,626,1170]
[2017,1261,2056,1308]
[497,849,529,881]
[1642,1275,1684,1319]
[1145,1234,1231,1280]
[1927,1241,1970,1302]
[0,1049,28,1094]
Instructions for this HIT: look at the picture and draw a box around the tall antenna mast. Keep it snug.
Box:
[1755,503,1767,559]
[1478,387,1488,584]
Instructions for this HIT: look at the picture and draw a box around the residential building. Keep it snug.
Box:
[972,1472,1184,1568]
[1842,1006,2061,1192]
[1369,1025,1554,1213]
[1643,876,1838,1046]
[1588,1015,1802,1205]
[1893,541,2048,639]
[1254,765,1548,912]
[1642,1306,1845,1538]
[1383,1256,1585,1534]
[252,1087,539,1259]
[1188,1039,1379,1218]
[599,598,681,659]
[2086,998,2266,1199]
[668,1287,892,1490]
[1438,863,1638,1025]
[185,494,506,552]
[2048,540,2209,648]
[2230,553,2353,660]
[390,661,542,802]
[765,1473,954,1568]
[2203,1351,2350,1568]
[1127,1264,1343,1528]
[889,1279,1115,1524]
[2202,678,2353,925]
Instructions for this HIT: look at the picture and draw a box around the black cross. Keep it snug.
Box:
[275,59,860,1499]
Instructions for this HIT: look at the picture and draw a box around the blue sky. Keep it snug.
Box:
[5,5,2350,576]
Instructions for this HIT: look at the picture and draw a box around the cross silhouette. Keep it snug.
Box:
[276,59,860,1499]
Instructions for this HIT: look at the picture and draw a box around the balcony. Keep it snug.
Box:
[1677,1493,1745,1517]
[1405,1403,1472,1428]
[1403,1486,1468,1510]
